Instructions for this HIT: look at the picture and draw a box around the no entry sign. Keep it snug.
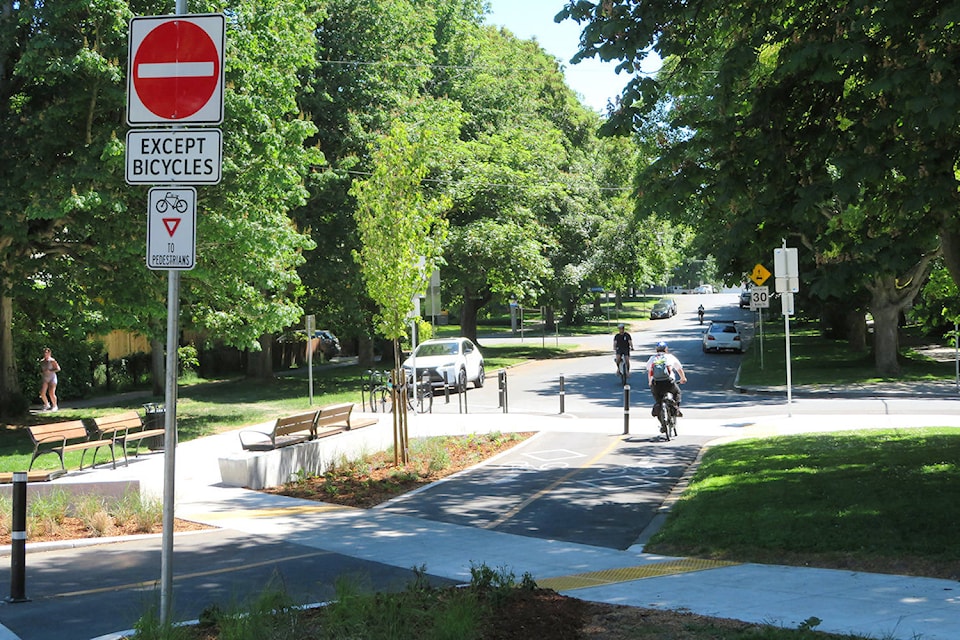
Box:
[127,14,224,125]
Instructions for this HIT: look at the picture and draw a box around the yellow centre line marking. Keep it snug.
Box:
[483,435,625,529]
[52,551,330,599]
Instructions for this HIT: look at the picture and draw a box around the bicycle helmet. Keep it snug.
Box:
[617,323,625,329]
[656,341,668,352]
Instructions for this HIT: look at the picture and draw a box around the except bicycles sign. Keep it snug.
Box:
[127,14,225,125]
[147,187,196,270]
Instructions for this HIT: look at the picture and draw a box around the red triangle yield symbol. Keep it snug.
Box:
[162,218,181,237]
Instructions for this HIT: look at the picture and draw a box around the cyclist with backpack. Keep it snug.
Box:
[646,341,687,418]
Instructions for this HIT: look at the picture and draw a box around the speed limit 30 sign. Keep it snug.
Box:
[749,286,770,310]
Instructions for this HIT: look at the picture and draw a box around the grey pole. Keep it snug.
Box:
[623,384,630,435]
[559,374,565,414]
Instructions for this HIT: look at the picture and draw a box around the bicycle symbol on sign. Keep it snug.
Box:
[155,192,189,214]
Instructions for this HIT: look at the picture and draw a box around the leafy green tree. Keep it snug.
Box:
[295,0,437,362]
[350,107,457,463]
[558,0,954,375]
[0,0,320,413]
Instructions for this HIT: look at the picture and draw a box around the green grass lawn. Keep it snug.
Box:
[647,428,960,579]
[738,321,957,386]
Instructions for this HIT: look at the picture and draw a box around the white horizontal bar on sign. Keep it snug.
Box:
[137,62,215,79]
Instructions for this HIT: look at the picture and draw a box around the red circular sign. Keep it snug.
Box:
[133,20,220,120]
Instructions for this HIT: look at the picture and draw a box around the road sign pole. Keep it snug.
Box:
[759,310,764,370]
[159,2,188,628]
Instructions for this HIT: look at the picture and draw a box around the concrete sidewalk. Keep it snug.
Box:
[4,410,960,640]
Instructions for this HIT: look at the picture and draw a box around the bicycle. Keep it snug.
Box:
[615,353,630,386]
[366,370,392,413]
[367,370,432,414]
[657,390,679,441]
[406,370,434,414]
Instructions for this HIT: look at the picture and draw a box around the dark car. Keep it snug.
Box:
[739,290,752,308]
[650,302,672,319]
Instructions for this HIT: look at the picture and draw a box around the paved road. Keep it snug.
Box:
[3,292,959,640]
[425,292,960,418]
[0,528,457,640]
[380,430,711,550]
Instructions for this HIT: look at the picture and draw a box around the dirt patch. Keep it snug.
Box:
[0,516,209,545]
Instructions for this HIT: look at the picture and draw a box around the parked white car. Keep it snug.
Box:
[402,337,485,389]
[702,321,744,353]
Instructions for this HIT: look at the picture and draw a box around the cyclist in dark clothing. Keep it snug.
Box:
[613,323,633,375]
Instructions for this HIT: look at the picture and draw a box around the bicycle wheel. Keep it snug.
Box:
[416,384,433,414]
[659,402,671,441]
[669,407,678,438]
[618,359,628,386]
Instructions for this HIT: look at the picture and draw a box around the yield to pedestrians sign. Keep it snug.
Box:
[127,14,225,125]
[147,187,196,270]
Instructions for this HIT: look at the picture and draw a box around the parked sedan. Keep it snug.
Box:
[702,321,744,353]
[402,337,485,389]
[650,301,673,319]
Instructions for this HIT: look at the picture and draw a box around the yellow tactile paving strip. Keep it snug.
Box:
[191,503,356,521]
[537,558,740,592]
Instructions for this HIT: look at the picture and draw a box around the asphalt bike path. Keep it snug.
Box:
[379,430,710,550]
[0,528,454,640]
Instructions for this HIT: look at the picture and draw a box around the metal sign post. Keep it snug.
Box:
[774,242,799,416]
[127,1,226,626]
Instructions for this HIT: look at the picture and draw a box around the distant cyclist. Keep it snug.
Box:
[646,341,687,417]
[697,304,705,324]
[613,323,634,376]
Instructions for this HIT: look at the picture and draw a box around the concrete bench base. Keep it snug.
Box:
[218,415,389,490]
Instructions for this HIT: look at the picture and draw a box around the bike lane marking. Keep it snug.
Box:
[481,435,625,530]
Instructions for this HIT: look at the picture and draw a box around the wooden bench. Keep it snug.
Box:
[315,402,377,436]
[239,410,319,451]
[93,411,166,465]
[27,420,117,472]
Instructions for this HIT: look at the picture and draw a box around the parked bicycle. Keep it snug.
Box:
[365,369,432,414]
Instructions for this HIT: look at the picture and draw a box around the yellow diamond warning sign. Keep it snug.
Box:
[750,263,771,286]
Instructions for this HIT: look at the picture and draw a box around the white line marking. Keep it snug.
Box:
[137,62,214,78]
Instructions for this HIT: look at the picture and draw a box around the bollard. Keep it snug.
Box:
[7,471,29,603]
[559,374,565,414]
[623,385,631,435]
[421,372,431,413]
[498,369,508,413]
[444,371,451,404]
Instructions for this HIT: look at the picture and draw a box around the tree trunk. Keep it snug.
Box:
[247,333,275,380]
[150,338,164,396]
[845,310,867,353]
[460,296,481,343]
[870,300,902,377]
[0,289,21,415]
[544,306,556,332]
[356,334,375,367]
[591,295,601,315]
[865,254,936,377]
